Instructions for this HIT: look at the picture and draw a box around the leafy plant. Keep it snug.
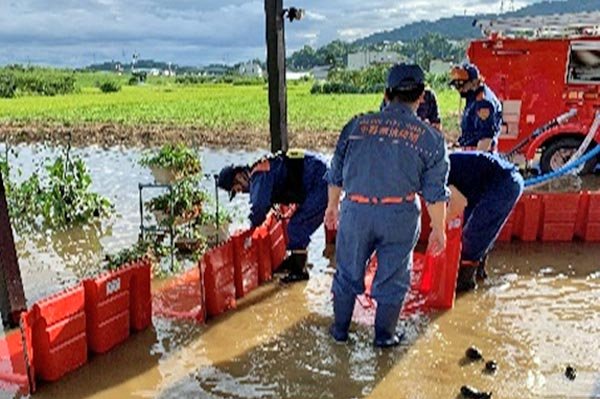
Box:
[104,241,150,271]
[140,144,201,178]
[97,79,122,93]
[2,148,113,232]
[0,65,76,97]
[147,179,206,219]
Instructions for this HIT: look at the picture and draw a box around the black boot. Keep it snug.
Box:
[329,294,356,342]
[456,265,478,293]
[280,252,309,284]
[476,256,488,281]
[273,255,294,274]
[374,302,404,348]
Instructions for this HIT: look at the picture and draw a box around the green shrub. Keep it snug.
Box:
[0,65,76,97]
[98,79,122,93]
[0,72,17,98]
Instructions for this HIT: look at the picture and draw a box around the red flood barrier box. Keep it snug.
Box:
[0,328,30,394]
[201,240,236,317]
[539,192,581,242]
[514,193,542,242]
[31,284,87,382]
[265,216,287,271]
[153,266,205,323]
[252,226,273,283]
[130,259,152,332]
[364,218,462,316]
[83,260,151,354]
[424,219,462,310]
[232,229,260,299]
[576,191,600,242]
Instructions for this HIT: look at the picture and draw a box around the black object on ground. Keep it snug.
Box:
[460,385,493,399]
[466,346,484,361]
[485,360,498,373]
[565,365,577,381]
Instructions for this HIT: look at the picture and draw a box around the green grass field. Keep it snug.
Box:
[0,81,461,134]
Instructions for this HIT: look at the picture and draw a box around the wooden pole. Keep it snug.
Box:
[0,171,26,327]
[265,0,288,153]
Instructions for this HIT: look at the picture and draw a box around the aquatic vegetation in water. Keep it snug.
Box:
[1,146,112,232]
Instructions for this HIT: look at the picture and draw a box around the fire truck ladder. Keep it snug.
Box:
[473,11,600,37]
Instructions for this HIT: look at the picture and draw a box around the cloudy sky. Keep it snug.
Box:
[0,0,543,67]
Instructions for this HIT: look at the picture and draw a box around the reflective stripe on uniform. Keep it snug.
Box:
[348,193,416,205]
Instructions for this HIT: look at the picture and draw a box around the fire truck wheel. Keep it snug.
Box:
[540,137,598,175]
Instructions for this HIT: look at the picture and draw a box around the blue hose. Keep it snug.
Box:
[524,145,600,187]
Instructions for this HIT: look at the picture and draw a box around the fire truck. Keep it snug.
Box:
[469,12,600,173]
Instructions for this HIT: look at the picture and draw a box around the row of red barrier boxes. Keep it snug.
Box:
[2,259,152,395]
[153,209,292,324]
[497,191,600,242]
[325,191,600,245]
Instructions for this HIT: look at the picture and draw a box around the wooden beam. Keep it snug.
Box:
[265,0,288,153]
[0,171,26,327]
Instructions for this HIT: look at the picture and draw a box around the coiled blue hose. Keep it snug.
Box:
[524,145,600,187]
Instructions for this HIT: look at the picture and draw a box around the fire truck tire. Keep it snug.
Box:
[540,137,598,174]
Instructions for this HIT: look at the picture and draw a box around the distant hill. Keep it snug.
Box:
[355,0,600,45]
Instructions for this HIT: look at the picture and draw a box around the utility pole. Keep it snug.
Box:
[265,0,288,153]
[0,172,26,328]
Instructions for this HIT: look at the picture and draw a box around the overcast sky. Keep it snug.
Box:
[0,0,543,67]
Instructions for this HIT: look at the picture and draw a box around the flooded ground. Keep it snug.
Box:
[1,144,600,399]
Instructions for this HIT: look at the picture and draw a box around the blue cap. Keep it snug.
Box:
[463,63,480,80]
[217,165,237,200]
[386,63,425,91]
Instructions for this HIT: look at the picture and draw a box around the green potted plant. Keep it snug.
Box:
[140,144,201,184]
[146,180,206,226]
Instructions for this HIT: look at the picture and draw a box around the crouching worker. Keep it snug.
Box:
[446,151,524,292]
[325,63,449,348]
[217,150,328,283]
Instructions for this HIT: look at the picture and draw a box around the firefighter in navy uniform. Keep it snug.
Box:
[217,150,328,283]
[450,63,503,152]
[325,63,449,348]
[446,151,524,292]
[417,88,442,130]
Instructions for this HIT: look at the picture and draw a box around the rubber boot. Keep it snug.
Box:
[280,251,309,284]
[273,255,294,274]
[374,302,404,348]
[476,256,488,281]
[456,263,478,293]
[329,294,356,342]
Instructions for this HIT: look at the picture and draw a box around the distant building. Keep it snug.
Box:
[286,71,311,81]
[429,59,453,74]
[238,62,263,77]
[347,50,406,70]
[203,65,230,76]
[311,65,330,81]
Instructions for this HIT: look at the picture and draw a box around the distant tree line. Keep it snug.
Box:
[287,34,465,72]
[311,64,451,95]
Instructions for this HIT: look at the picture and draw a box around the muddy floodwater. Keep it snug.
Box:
[1,144,600,399]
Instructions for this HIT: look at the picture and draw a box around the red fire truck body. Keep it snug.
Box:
[467,34,600,171]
